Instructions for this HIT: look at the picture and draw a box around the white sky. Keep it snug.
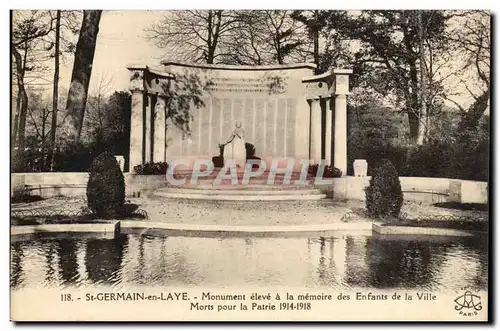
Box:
[59,10,166,94]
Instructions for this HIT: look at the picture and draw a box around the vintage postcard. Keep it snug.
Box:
[10,9,490,322]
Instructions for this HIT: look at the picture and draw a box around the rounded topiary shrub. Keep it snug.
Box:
[133,161,169,175]
[87,152,125,217]
[365,159,403,218]
[307,164,343,178]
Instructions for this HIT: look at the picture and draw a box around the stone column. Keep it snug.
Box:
[325,98,333,166]
[333,71,351,176]
[144,94,152,163]
[309,97,322,164]
[153,97,166,162]
[129,91,144,170]
[334,94,347,176]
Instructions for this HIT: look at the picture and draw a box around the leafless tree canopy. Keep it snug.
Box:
[145,10,312,65]
[145,10,240,64]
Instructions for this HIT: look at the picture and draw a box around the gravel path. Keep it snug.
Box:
[11,196,357,226]
[140,196,355,226]
[11,196,487,226]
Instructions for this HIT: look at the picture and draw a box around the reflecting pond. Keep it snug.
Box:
[10,232,488,291]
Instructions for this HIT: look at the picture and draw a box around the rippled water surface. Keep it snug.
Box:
[10,233,488,290]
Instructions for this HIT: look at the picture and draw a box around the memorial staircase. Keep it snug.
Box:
[153,170,330,201]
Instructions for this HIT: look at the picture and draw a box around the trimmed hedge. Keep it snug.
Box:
[308,164,343,178]
[365,159,404,218]
[133,162,169,175]
[86,152,125,217]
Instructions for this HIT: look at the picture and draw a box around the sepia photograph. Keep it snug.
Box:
[9,8,490,322]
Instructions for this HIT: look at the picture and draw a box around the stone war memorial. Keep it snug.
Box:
[10,10,490,323]
[127,61,352,175]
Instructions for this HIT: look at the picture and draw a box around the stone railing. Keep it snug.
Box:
[11,172,488,205]
[332,176,488,204]
[11,173,166,198]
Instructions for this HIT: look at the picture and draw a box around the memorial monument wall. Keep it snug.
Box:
[128,61,352,174]
[160,62,316,167]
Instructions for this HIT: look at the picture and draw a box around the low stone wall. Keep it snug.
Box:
[11,172,488,204]
[11,173,88,198]
[457,180,489,204]
[332,176,488,204]
[372,222,476,237]
[11,173,166,198]
[11,221,120,237]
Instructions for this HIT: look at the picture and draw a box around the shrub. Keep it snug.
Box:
[307,164,343,178]
[87,152,125,217]
[133,161,169,175]
[212,155,223,168]
[245,142,257,159]
[211,144,225,168]
[213,144,261,169]
[365,159,404,218]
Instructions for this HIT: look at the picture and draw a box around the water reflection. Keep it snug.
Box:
[10,233,488,291]
[365,237,443,289]
[10,242,23,289]
[314,237,348,289]
[57,239,79,285]
[45,241,58,284]
[85,236,127,285]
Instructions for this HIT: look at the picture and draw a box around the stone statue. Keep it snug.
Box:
[219,121,246,169]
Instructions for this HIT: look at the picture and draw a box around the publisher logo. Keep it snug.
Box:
[454,290,482,316]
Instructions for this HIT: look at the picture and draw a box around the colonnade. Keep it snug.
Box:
[306,70,350,175]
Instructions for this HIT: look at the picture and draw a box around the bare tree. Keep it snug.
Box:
[83,71,114,143]
[220,10,309,65]
[260,10,308,64]
[12,10,55,169]
[48,10,61,170]
[219,11,266,65]
[446,11,490,130]
[145,10,240,64]
[24,89,53,170]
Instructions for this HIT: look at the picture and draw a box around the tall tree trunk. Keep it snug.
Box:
[313,10,320,73]
[401,17,424,145]
[206,10,214,64]
[407,60,421,144]
[313,30,319,71]
[40,110,47,171]
[65,10,102,143]
[416,12,427,146]
[407,109,420,144]
[12,92,20,148]
[48,10,61,171]
[276,33,284,65]
[11,46,28,170]
[208,10,222,64]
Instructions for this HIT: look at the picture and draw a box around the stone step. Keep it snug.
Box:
[158,187,322,196]
[168,171,316,186]
[173,180,315,186]
[153,191,328,201]
[170,184,317,191]
[171,171,311,180]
